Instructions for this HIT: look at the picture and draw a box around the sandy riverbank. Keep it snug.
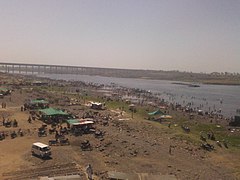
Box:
[0,73,239,180]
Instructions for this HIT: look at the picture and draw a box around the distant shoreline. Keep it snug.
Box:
[127,75,240,86]
[3,70,240,86]
[203,82,240,86]
[138,76,240,86]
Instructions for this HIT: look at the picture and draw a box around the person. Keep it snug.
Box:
[13,119,18,127]
[169,145,172,155]
[55,131,59,140]
[2,118,5,126]
[18,128,23,136]
[28,116,32,123]
[86,164,93,180]
[168,123,171,128]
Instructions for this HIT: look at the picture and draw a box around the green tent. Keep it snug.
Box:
[0,88,9,92]
[39,108,68,116]
[0,87,10,95]
[31,99,49,104]
[148,109,165,116]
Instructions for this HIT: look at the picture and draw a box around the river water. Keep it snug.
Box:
[38,74,240,118]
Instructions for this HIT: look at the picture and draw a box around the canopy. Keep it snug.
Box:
[0,87,10,95]
[148,109,165,116]
[39,108,68,116]
[66,119,94,125]
[73,121,94,126]
[0,88,9,92]
[31,99,49,104]
[66,119,80,125]
[160,115,172,119]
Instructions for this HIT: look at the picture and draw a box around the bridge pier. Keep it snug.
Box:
[18,65,21,74]
[12,65,14,73]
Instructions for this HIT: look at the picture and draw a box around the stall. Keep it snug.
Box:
[39,108,70,124]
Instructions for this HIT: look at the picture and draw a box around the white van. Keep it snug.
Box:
[31,142,51,158]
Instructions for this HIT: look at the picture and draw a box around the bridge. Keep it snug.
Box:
[0,62,127,76]
[0,62,230,85]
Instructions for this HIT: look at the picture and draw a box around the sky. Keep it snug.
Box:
[0,0,239,73]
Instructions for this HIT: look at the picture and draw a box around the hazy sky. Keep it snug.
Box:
[0,0,239,73]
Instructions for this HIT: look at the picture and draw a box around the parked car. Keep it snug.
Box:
[31,142,51,159]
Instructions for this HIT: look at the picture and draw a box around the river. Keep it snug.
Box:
[38,74,240,118]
